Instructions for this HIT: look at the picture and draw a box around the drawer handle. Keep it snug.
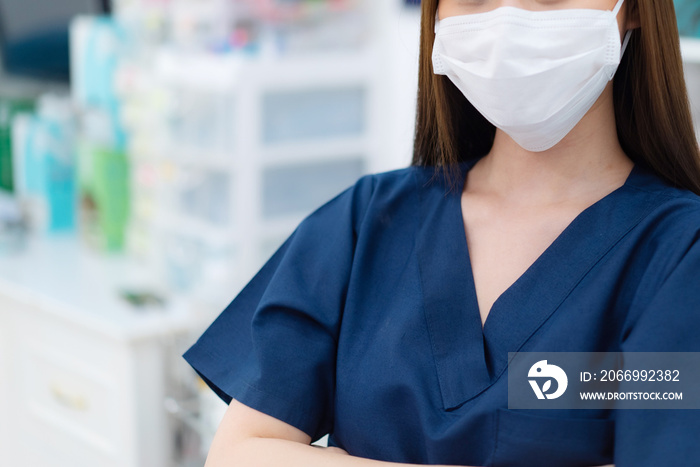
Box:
[49,383,89,412]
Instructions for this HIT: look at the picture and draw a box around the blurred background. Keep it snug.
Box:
[0,0,699,466]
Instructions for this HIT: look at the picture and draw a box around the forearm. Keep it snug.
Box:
[207,437,467,467]
[207,436,615,467]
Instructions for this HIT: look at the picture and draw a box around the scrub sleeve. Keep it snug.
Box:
[614,223,700,466]
[183,174,375,443]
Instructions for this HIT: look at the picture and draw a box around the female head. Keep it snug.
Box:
[412,0,700,196]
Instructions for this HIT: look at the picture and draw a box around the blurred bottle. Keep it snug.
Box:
[71,16,129,111]
[77,108,130,252]
[12,94,77,234]
[71,16,132,252]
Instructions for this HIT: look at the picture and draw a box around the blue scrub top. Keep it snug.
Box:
[183,156,700,467]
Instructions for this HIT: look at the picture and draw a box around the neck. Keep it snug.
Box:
[470,85,634,206]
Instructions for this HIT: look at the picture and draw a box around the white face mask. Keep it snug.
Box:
[432,0,632,152]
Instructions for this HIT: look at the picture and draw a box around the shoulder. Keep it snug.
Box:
[364,163,456,203]
[367,164,427,190]
[627,163,700,206]
[344,164,431,212]
[624,167,700,290]
[297,165,428,236]
[360,164,448,217]
[308,164,444,237]
[628,164,700,239]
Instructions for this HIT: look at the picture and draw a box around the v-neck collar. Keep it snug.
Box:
[414,157,666,410]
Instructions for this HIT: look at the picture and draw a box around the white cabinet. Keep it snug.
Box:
[0,236,197,467]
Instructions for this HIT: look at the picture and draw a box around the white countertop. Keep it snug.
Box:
[0,233,198,342]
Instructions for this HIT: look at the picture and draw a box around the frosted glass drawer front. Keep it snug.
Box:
[262,87,366,144]
[161,166,232,227]
[262,158,365,218]
[168,90,235,152]
[178,170,231,225]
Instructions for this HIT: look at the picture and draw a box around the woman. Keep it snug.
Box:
[183,0,700,465]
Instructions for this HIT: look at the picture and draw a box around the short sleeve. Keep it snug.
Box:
[615,233,700,466]
[183,174,375,443]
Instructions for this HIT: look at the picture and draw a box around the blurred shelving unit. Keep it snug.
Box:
[142,45,383,300]
[98,0,393,317]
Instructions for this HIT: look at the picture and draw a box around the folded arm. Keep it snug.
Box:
[205,398,469,467]
[206,397,615,467]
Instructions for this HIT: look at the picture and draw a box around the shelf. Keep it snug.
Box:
[153,46,377,90]
[153,47,248,90]
[153,214,237,243]
[254,49,377,88]
[129,144,236,170]
[260,138,369,165]
[0,234,194,340]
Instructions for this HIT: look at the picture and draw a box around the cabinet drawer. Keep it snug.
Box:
[14,302,123,372]
[18,340,120,457]
[262,87,366,144]
[18,397,120,467]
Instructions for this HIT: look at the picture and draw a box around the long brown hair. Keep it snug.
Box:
[412,0,700,196]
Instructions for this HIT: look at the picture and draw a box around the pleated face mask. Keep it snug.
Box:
[432,0,632,152]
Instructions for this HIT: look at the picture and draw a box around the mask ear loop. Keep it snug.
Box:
[620,29,632,58]
[434,11,440,34]
[612,0,625,16]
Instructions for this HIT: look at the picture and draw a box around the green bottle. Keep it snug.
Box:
[77,108,130,252]
[0,97,36,192]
